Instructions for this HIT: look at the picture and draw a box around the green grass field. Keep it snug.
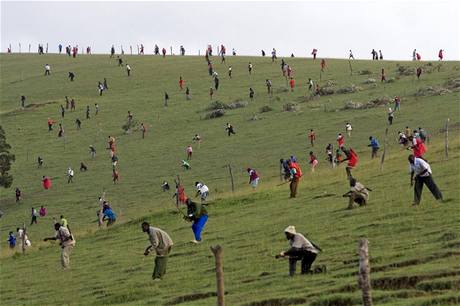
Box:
[0,53,459,306]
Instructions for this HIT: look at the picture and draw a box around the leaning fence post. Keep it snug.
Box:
[358,238,373,306]
[380,128,389,171]
[22,222,26,254]
[227,164,235,193]
[211,245,225,306]
[444,118,449,160]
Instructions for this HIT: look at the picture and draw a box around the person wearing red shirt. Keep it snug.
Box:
[309,152,318,172]
[320,59,326,72]
[288,160,303,198]
[289,78,295,92]
[179,76,185,90]
[337,133,345,148]
[411,137,426,158]
[42,176,52,190]
[340,147,358,179]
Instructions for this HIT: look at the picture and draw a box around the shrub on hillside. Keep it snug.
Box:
[415,86,451,97]
[259,105,273,113]
[204,109,225,119]
[283,103,299,112]
[363,78,376,84]
[359,69,373,75]
[319,87,334,95]
[446,79,460,91]
[337,84,362,94]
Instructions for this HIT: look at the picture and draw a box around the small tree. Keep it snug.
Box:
[0,126,15,188]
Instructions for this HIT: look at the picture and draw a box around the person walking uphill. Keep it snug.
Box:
[408,155,443,206]
[43,223,76,269]
[185,199,208,244]
[142,222,173,280]
[288,159,302,198]
[247,168,260,189]
[368,136,380,158]
[275,226,321,276]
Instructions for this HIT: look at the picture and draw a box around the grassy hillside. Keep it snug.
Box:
[0,53,459,306]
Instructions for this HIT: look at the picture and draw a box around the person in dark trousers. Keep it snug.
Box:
[15,187,21,202]
[37,156,44,168]
[184,199,208,243]
[98,82,104,96]
[75,118,81,130]
[142,222,173,280]
[276,226,322,276]
[409,155,443,206]
[164,92,169,107]
[368,136,380,158]
[225,123,235,136]
[416,67,422,80]
[21,95,26,108]
[80,162,88,172]
[214,76,219,90]
[103,78,108,90]
[86,105,90,119]
[249,87,254,101]
[30,207,38,225]
[60,105,65,118]
[68,72,75,81]
[388,108,394,125]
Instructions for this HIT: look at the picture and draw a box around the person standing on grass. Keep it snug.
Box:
[416,67,422,80]
[349,50,354,60]
[276,226,321,276]
[438,49,444,61]
[42,176,51,190]
[21,95,26,108]
[408,154,443,206]
[249,87,255,101]
[345,123,352,137]
[179,76,185,90]
[30,207,38,225]
[309,151,319,172]
[325,144,334,166]
[68,72,75,82]
[311,48,317,60]
[308,78,314,91]
[89,145,96,158]
[71,98,76,110]
[185,87,191,100]
[37,156,44,168]
[15,187,21,203]
[209,87,214,100]
[126,64,131,76]
[266,79,273,96]
[185,198,208,243]
[103,78,108,90]
[288,159,302,198]
[142,222,173,280]
[308,129,316,147]
[320,59,326,72]
[164,92,169,106]
[44,64,51,75]
[112,169,120,184]
[186,145,193,160]
[86,105,90,119]
[247,168,260,189]
[379,50,383,60]
[337,133,345,148]
[368,136,380,159]
[17,227,31,248]
[58,124,64,137]
[7,232,16,249]
[394,96,401,111]
[60,105,65,118]
[47,118,55,131]
[339,147,358,179]
[39,205,47,217]
[381,68,386,82]
[67,167,74,183]
[43,222,76,270]
[195,182,209,203]
[214,76,219,91]
[225,123,235,136]
[98,82,104,96]
[343,178,371,209]
[248,62,253,74]
[410,135,426,159]
[102,206,117,226]
[140,123,147,139]
[388,107,395,125]
[228,66,232,79]
[289,77,295,92]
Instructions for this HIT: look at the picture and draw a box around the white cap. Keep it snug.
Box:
[284,226,296,235]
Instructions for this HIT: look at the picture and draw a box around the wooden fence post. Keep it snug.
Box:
[358,238,373,306]
[211,245,225,306]
[445,118,449,159]
[380,128,388,171]
[227,164,235,193]
[22,222,26,254]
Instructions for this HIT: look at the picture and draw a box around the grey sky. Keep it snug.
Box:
[1,1,459,60]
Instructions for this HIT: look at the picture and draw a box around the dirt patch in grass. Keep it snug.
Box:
[309,295,356,306]
[166,291,228,305]
[372,251,460,272]
[372,270,460,290]
[245,297,307,306]
[417,295,460,306]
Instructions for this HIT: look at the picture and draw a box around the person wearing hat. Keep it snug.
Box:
[276,226,320,276]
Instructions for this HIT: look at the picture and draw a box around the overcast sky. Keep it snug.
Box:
[1,0,459,60]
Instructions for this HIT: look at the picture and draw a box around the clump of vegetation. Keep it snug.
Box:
[337,84,362,94]
[415,86,451,97]
[122,120,138,132]
[283,103,299,112]
[259,105,273,113]
[204,109,225,119]
[363,78,376,84]
[359,69,373,75]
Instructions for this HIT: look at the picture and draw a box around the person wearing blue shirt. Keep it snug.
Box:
[368,136,380,159]
[7,231,16,249]
[103,208,117,226]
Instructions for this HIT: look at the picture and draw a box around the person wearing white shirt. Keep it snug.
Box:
[67,167,74,183]
[195,182,209,203]
[408,155,443,205]
[44,64,51,76]
[126,64,131,76]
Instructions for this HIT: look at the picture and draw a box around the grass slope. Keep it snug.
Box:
[0,54,459,306]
